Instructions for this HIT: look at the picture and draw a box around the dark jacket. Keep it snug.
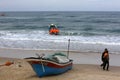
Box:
[101,52,109,62]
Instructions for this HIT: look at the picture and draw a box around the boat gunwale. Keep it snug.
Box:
[25,58,72,65]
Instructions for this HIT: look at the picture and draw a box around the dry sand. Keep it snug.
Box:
[0,48,120,80]
[0,57,120,80]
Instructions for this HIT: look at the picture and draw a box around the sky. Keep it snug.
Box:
[0,0,120,11]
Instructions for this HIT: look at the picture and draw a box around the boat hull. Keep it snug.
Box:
[27,59,73,77]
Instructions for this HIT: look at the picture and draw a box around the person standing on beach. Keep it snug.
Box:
[101,49,107,67]
[101,48,109,71]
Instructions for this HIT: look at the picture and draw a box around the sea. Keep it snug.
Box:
[0,11,120,54]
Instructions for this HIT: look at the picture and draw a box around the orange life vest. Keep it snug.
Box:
[49,28,54,34]
[55,29,59,33]
[104,52,108,58]
[49,28,59,34]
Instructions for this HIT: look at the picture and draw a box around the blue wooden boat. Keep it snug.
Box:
[25,53,73,77]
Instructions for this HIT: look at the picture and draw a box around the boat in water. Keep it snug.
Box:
[0,13,5,16]
[25,53,73,77]
[49,24,59,35]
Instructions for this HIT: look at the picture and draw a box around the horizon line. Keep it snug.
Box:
[1,10,120,12]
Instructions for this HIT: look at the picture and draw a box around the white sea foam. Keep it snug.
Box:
[0,30,120,54]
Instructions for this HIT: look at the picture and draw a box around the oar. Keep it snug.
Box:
[36,53,45,72]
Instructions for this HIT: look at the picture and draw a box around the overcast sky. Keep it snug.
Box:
[0,0,120,11]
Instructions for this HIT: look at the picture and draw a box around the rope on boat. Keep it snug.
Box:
[36,53,45,72]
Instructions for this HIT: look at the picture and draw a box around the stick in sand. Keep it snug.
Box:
[67,39,70,59]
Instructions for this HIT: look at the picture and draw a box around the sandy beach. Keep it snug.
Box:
[0,48,120,80]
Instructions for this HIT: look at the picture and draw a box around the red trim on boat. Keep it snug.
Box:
[28,60,72,68]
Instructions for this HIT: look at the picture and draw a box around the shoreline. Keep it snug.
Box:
[0,47,120,54]
[1,39,120,54]
[0,48,120,66]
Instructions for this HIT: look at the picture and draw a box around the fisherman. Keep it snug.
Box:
[49,27,59,35]
[101,48,109,71]
[49,24,59,35]
[53,27,59,35]
[49,28,54,34]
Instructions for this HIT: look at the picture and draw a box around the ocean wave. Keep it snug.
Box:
[1,11,120,53]
[0,37,120,54]
[0,30,120,54]
[60,31,81,36]
[3,16,37,20]
[0,30,120,45]
[107,29,120,33]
